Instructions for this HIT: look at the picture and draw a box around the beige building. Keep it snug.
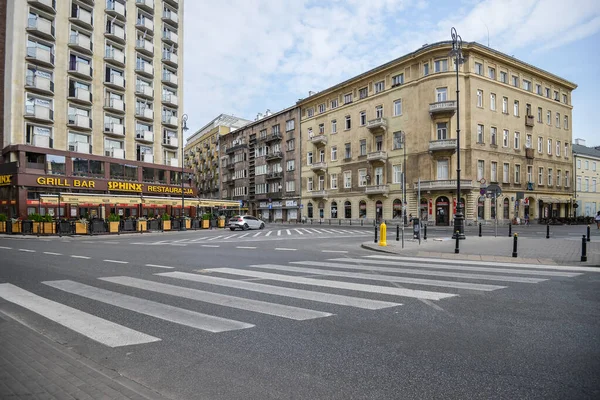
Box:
[298,41,576,225]
[0,0,191,218]
[573,139,600,218]
[184,114,250,199]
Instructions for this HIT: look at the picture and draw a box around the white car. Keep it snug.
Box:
[228,215,266,231]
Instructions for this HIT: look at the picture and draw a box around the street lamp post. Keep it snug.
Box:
[181,114,188,231]
[401,131,406,246]
[450,27,466,242]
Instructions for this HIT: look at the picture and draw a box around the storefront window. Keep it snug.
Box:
[47,155,66,175]
[90,160,104,177]
[477,196,485,220]
[330,201,337,218]
[170,170,181,185]
[503,198,510,219]
[143,167,156,182]
[344,201,351,218]
[158,169,167,183]
[307,202,313,218]
[124,165,137,181]
[359,200,367,218]
[393,199,402,219]
[110,163,124,180]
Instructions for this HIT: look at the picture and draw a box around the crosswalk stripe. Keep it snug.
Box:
[291,261,546,283]
[189,237,209,242]
[238,233,251,238]
[0,283,160,347]
[156,272,402,310]
[364,255,598,272]
[145,264,175,269]
[277,230,281,236]
[330,258,580,278]
[205,268,456,300]
[253,232,262,237]
[265,231,273,236]
[294,229,304,235]
[286,229,291,235]
[206,235,224,241]
[247,264,505,291]
[43,280,254,333]
[99,276,332,321]
[222,234,239,239]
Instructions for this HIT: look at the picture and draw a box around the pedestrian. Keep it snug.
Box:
[595,211,600,229]
[524,213,529,226]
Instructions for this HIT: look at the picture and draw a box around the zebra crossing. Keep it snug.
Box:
[0,255,590,348]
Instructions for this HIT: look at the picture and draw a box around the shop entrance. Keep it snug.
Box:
[436,196,450,226]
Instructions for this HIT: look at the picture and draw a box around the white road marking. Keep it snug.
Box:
[103,260,129,264]
[205,268,456,301]
[0,283,159,347]
[206,235,224,241]
[238,233,250,238]
[321,250,349,254]
[43,252,62,256]
[248,264,505,291]
[275,248,297,251]
[71,255,90,259]
[294,229,304,235]
[158,271,401,310]
[265,231,273,237]
[44,280,254,333]
[100,276,332,321]
[169,244,187,247]
[286,229,291,235]
[237,246,257,249]
[252,232,262,237]
[223,234,239,239]
[18,249,35,253]
[277,230,281,236]
[202,245,220,248]
[145,264,175,269]
[0,246,12,250]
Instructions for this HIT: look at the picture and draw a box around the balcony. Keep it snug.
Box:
[67,87,92,105]
[105,74,125,90]
[70,8,93,30]
[69,141,91,154]
[104,98,125,113]
[26,47,54,67]
[310,134,327,146]
[136,18,154,33]
[67,114,92,131]
[104,122,125,137]
[366,118,387,134]
[136,130,154,143]
[162,51,178,67]
[105,1,126,20]
[26,17,55,40]
[104,48,125,67]
[136,107,154,121]
[414,180,474,191]
[162,71,178,87]
[162,115,178,127]
[525,115,535,127]
[310,162,327,172]
[429,100,457,117]
[162,9,179,26]
[266,151,283,161]
[163,137,178,148]
[141,153,154,163]
[162,29,178,45]
[32,134,52,149]
[135,84,154,99]
[105,24,126,43]
[68,61,92,80]
[266,172,282,180]
[227,163,235,170]
[25,75,54,95]
[367,151,387,163]
[24,105,54,122]
[311,189,328,198]
[225,143,247,154]
[28,0,56,14]
[365,185,390,196]
[428,139,457,155]
[135,0,154,12]
[164,0,178,8]
[108,148,125,159]
[68,33,93,54]
[162,93,178,107]
[135,39,154,56]
[135,62,154,78]
[265,132,282,143]
[168,158,178,167]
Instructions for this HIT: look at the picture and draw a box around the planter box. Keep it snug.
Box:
[202,219,210,229]
[0,221,5,233]
[137,220,147,232]
[191,219,200,229]
[163,220,171,231]
[32,222,40,234]
[58,221,73,235]
[218,219,225,228]
[109,221,120,233]
[172,219,181,230]
[122,220,135,232]
[11,221,22,234]
[75,222,88,234]
[148,219,160,231]
[90,219,107,234]
[185,219,191,229]
[42,222,56,234]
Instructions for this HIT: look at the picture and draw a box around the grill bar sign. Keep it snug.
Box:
[0,175,12,186]
[35,176,194,195]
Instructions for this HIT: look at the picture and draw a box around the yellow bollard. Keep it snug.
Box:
[379,222,387,246]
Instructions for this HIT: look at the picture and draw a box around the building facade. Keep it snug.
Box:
[298,41,576,225]
[184,114,250,199]
[0,0,191,219]
[573,139,600,218]
[220,107,301,222]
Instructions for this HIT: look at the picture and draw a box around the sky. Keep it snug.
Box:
[183,0,600,147]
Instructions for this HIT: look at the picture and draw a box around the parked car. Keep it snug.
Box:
[228,215,265,231]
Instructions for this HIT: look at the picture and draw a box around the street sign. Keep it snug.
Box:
[486,184,502,197]
[479,178,487,185]
[480,188,486,195]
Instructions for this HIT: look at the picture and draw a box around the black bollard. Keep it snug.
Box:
[454,230,460,254]
[374,226,378,243]
[508,223,512,237]
[587,225,591,242]
[339,219,341,226]
[581,235,588,262]
[319,219,322,225]
[512,233,518,258]
[310,219,313,225]
[546,224,550,239]
[329,219,331,225]
[479,223,482,237]
[423,224,427,240]
[396,225,399,241]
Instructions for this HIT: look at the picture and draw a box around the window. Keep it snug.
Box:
[490,127,497,145]
[522,80,531,91]
[359,87,368,99]
[375,105,383,119]
[538,167,544,185]
[436,87,447,102]
[502,97,508,113]
[331,99,338,109]
[554,91,559,101]
[490,93,496,110]
[593,162,597,172]
[286,181,295,192]
[577,159,582,169]
[286,119,294,131]
[306,108,314,117]
[344,171,351,188]
[393,131,403,150]
[513,100,519,116]
[488,67,496,79]
[359,139,366,156]
[423,63,429,76]
[393,99,402,116]
[477,125,484,143]
[317,123,324,135]
[564,143,569,158]
[548,168,553,186]
[545,87,551,98]
[359,111,366,126]
[474,62,483,75]
[318,103,326,113]
[592,178,597,192]
[525,103,532,117]
[345,115,351,130]
[515,165,521,183]
[557,170,562,187]
[286,139,295,151]
[576,177,582,191]
[286,159,295,171]
[437,160,448,179]
[537,107,542,123]
[328,146,336,162]
[374,81,385,93]
[514,132,520,149]
[500,71,507,83]
[307,177,313,191]
[565,171,570,187]
[538,137,543,153]
[434,59,448,73]
[307,151,313,165]
[330,173,338,189]
[503,130,509,147]
[331,119,337,134]
[358,169,367,187]
[564,115,569,130]
[437,123,448,140]
[527,166,532,183]
[547,139,552,155]
[476,90,483,107]
[556,112,560,128]
[536,84,542,95]
[491,162,498,182]
[344,93,352,104]
[392,74,404,86]
[585,160,589,170]
[503,163,510,183]
[512,75,519,87]
[562,94,568,104]
[526,134,532,148]
[546,110,551,124]
[344,143,351,159]
[477,160,484,181]
[393,165,402,184]
[556,141,560,156]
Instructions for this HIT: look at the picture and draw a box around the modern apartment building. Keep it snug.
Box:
[298,41,576,225]
[573,139,600,218]
[184,114,250,199]
[0,0,191,219]
[219,107,301,222]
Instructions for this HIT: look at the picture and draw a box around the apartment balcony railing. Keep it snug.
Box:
[104,122,125,137]
[162,71,178,86]
[105,24,126,42]
[309,134,327,146]
[26,46,54,67]
[428,139,457,153]
[310,189,327,198]
[25,75,54,95]
[266,151,283,160]
[68,33,93,54]
[26,17,55,40]
[414,180,474,191]
[135,0,154,12]
[310,162,327,172]
[28,0,56,14]
[365,185,390,196]
[104,97,125,113]
[429,100,457,116]
[367,151,387,162]
[366,118,387,133]
[525,115,535,127]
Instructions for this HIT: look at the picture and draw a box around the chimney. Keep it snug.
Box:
[574,138,586,146]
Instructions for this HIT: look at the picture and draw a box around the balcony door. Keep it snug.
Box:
[374,167,383,185]
[437,160,449,180]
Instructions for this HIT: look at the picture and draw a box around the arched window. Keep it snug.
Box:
[318,201,324,218]
[477,196,485,220]
[503,198,510,219]
[344,201,352,218]
[490,196,496,219]
[330,201,338,218]
[376,200,383,222]
[359,200,367,218]
[307,202,313,218]
[393,199,402,219]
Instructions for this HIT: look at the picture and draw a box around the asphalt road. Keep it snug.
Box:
[0,229,599,399]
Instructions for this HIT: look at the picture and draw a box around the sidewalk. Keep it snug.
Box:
[0,312,168,400]
[362,235,600,266]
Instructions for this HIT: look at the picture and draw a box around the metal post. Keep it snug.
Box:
[454,230,459,254]
[587,225,591,242]
[423,224,427,240]
[479,223,482,237]
[180,114,188,231]
[581,235,587,262]
[512,233,518,257]
[396,225,399,241]
[508,223,512,237]
[374,226,378,243]
[546,224,550,239]
[451,27,465,241]
[58,192,62,237]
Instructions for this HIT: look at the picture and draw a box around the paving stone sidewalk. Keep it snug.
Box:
[362,236,600,266]
[0,313,168,400]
